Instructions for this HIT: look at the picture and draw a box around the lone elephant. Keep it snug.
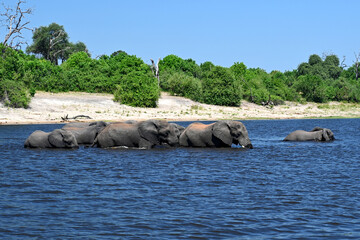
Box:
[62,121,107,145]
[179,120,253,148]
[92,119,179,149]
[283,127,335,141]
[24,129,79,148]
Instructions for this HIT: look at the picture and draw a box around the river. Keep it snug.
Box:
[1,119,359,239]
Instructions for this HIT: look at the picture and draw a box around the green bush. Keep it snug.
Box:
[0,80,31,108]
[114,72,159,108]
[202,66,242,106]
[162,72,202,102]
[294,75,329,103]
[160,54,201,78]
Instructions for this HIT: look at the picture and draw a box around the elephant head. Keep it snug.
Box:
[170,123,185,140]
[138,120,179,147]
[48,129,79,148]
[311,127,335,141]
[212,120,253,148]
[25,129,78,148]
[89,121,108,135]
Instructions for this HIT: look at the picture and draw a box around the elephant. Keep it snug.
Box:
[170,123,185,140]
[179,120,253,148]
[92,119,179,149]
[24,129,78,148]
[283,127,335,141]
[62,121,107,145]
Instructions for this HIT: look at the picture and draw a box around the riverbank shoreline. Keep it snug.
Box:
[1,91,360,125]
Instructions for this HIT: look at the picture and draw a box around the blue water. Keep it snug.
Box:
[1,119,360,239]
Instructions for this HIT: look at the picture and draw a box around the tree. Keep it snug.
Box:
[159,54,200,78]
[309,54,322,65]
[0,0,32,49]
[26,23,88,65]
[61,41,89,62]
[354,52,360,81]
[297,53,342,80]
[202,66,242,106]
[150,58,160,87]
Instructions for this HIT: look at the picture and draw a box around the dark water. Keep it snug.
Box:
[1,119,360,239]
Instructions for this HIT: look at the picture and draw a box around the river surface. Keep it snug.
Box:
[1,119,360,239]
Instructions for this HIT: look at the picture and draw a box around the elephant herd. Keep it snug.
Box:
[24,120,335,149]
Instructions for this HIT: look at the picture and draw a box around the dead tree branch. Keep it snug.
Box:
[354,52,360,81]
[150,58,160,87]
[340,56,347,69]
[1,0,33,49]
[48,29,67,64]
[61,114,92,121]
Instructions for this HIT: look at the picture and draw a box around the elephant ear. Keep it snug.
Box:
[95,121,108,134]
[48,129,66,147]
[212,121,232,146]
[321,129,330,141]
[139,120,160,145]
[322,128,335,141]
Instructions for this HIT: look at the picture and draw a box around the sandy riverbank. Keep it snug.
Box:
[1,91,360,125]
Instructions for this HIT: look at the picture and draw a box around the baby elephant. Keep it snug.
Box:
[284,127,335,142]
[24,129,79,148]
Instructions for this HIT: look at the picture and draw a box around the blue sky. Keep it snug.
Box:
[1,0,359,72]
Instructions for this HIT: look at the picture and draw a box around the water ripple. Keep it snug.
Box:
[1,120,360,239]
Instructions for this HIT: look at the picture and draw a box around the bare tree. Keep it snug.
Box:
[354,52,360,81]
[150,58,160,87]
[1,0,32,49]
[340,56,347,69]
[48,29,70,65]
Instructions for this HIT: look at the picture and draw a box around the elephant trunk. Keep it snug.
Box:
[236,137,253,149]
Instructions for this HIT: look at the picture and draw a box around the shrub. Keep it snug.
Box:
[160,54,201,78]
[163,72,203,102]
[114,72,159,108]
[0,80,31,108]
[294,75,329,103]
[202,66,242,106]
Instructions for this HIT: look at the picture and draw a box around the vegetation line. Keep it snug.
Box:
[1,1,360,109]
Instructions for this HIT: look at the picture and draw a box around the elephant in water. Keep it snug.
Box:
[283,127,335,141]
[24,129,78,148]
[62,121,108,145]
[170,123,185,140]
[179,120,253,148]
[92,119,179,149]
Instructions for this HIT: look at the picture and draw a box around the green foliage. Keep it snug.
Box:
[241,68,270,104]
[230,62,247,79]
[293,75,330,103]
[3,41,360,110]
[0,44,32,107]
[309,54,322,65]
[297,54,342,80]
[162,72,202,102]
[202,66,242,106]
[324,55,340,66]
[0,80,30,108]
[26,23,89,65]
[159,54,201,78]
[200,61,215,73]
[114,72,159,108]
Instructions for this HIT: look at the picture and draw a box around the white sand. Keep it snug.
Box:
[1,91,360,125]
